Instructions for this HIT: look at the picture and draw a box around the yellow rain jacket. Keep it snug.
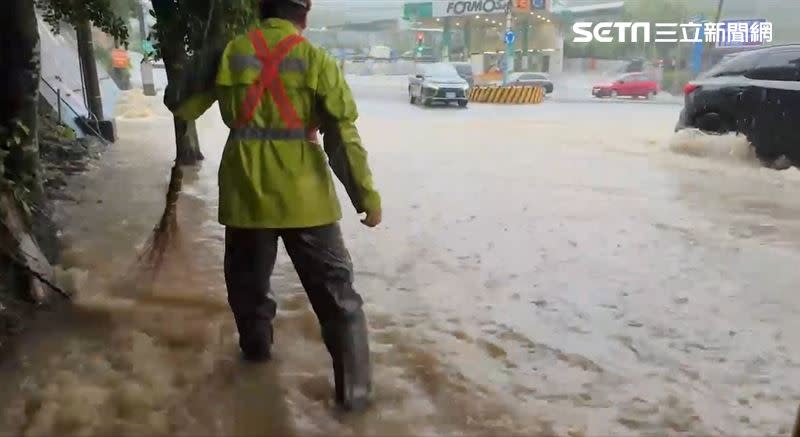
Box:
[170,18,380,229]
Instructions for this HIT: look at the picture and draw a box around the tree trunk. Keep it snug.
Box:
[0,191,58,303]
[0,0,58,303]
[174,117,203,165]
[1,0,43,202]
[163,45,204,166]
[793,403,800,437]
[152,0,204,166]
[75,19,104,121]
[162,46,204,165]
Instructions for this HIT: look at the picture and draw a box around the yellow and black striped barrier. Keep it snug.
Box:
[468,85,546,104]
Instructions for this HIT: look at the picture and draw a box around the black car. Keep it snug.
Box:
[507,72,554,93]
[676,44,800,167]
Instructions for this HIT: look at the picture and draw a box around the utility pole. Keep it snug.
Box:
[793,403,800,437]
[139,0,157,96]
[442,17,451,62]
[714,0,725,24]
[502,1,513,85]
[74,16,116,141]
[138,0,147,39]
[75,19,104,121]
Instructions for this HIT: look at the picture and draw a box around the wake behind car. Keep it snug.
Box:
[409,63,470,108]
[675,44,800,167]
[451,62,475,88]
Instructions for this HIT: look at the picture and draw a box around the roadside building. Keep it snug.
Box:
[403,0,624,74]
[404,0,562,73]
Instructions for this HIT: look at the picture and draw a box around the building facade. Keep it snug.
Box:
[404,0,564,73]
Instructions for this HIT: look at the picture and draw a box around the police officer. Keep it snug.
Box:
[167,0,381,412]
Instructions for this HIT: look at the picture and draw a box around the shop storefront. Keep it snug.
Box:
[403,0,564,74]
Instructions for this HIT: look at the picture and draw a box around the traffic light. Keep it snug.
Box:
[415,32,424,56]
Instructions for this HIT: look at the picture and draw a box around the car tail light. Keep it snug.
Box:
[683,83,700,95]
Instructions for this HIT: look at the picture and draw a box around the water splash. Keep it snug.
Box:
[115,90,162,120]
[668,128,759,165]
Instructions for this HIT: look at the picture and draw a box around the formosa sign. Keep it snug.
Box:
[434,0,511,17]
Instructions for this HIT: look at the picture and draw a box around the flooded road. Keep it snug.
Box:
[2,79,800,436]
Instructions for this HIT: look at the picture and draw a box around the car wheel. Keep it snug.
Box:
[409,93,416,104]
[695,112,733,134]
[458,100,468,108]
[610,90,619,98]
[423,98,432,107]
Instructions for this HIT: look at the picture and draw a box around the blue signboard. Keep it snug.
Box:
[505,30,515,45]
[689,14,705,75]
[533,0,545,9]
[142,40,155,55]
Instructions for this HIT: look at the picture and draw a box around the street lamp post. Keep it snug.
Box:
[714,0,725,24]
[140,0,157,96]
[502,3,513,85]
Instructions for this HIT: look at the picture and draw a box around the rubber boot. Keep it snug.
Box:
[241,323,273,363]
[322,310,372,412]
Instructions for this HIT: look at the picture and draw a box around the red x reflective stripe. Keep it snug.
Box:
[235,30,305,129]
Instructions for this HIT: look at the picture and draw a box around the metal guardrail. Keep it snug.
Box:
[39,77,110,143]
[39,78,82,131]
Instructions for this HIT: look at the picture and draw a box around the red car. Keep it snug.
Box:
[592,73,660,99]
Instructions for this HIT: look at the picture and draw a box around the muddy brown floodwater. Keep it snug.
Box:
[1,82,800,437]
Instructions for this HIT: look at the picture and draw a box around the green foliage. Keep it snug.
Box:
[148,0,259,62]
[0,120,35,218]
[94,45,113,70]
[622,0,691,24]
[110,0,140,19]
[56,125,77,141]
[623,0,692,60]
[35,0,131,46]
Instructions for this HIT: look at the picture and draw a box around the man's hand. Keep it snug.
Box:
[361,209,382,228]
[306,127,320,144]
